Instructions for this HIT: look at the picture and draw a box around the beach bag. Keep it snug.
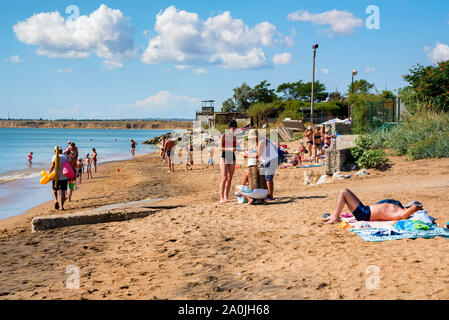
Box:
[63,155,76,180]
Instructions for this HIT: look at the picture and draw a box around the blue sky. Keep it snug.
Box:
[1,0,448,119]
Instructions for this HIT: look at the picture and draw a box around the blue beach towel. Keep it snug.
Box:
[351,226,449,242]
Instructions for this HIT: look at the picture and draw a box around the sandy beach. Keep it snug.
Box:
[1,146,449,300]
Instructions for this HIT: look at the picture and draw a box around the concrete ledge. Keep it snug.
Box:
[325,148,350,175]
[31,198,167,232]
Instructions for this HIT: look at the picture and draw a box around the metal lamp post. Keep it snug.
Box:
[310,44,319,125]
[349,69,358,119]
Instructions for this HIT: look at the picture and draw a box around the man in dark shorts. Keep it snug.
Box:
[164,137,177,172]
[49,147,71,211]
[323,188,424,224]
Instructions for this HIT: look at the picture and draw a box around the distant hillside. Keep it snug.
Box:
[0,120,193,130]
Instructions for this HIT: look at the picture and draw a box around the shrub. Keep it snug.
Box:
[349,146,365,161]
[357,149,389,169]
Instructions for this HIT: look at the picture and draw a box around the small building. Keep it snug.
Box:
[195,100,216,128]
[195,100,251,128]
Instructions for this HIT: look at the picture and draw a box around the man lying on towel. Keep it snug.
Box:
[323,188,423,224]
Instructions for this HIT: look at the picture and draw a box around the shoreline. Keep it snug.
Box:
[0,120,192,130]
[0,150,158,223]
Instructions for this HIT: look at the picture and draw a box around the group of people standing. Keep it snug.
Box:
[304,125,336,163]
[49,141,97,211]
[219,120,279,204]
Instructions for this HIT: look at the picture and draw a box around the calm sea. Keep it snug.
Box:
[0,128,170,220]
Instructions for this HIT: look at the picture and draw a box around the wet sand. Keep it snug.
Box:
[1,147,449,300]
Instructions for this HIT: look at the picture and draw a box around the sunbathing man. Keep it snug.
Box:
[323,188,424,224]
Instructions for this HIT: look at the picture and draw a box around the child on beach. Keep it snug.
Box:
[291,151,302,167]
[77,159,83,184]
[206,147,214,168]
[27,152,33,167]
[84,154,92,180]
[184,143,193,171]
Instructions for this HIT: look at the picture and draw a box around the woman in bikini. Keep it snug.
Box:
[219,120,238,204]
[313,126,323,163]
[304,126,314,161]
[92,148,98,173]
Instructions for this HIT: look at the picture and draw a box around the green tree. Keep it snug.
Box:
[402,61,449,112]
[233,82,254,111]
[348,79,375,94]
[276,81,303,100]
[295,81,328,102]
[329,91,345,101]
[253,80,277,104]
[221,98,237,112]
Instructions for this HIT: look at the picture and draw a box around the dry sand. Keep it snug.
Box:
[1,146,449,300]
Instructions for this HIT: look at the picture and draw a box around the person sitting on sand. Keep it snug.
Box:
[206,146,214,168]
[235,158,268,205]
[291,150,302,167]
[323,188,424,224]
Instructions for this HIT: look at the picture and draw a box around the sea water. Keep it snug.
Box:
[0,128,171,220]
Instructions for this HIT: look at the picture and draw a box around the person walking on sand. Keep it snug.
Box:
[84,154,92,180]
[323,188,425,224]
[49,147,70,211]
[164,136,177,173]
[219,120,238,204]
[160,136,167,163]
[130,139,137,156]
[76,158,83,184]
[92,148,98,173]
[27,152,33,167]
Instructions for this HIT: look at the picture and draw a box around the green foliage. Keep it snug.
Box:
[278,100,306,120]
[253,80,277,104]
[348,79,375,94]
[356,149,389,169]
[349,146,365,161]
[221,98,236,112]
[363,112,449,160]
[402,61,449,112]
[276,80,328,102]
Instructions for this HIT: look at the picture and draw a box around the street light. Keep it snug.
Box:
[310,44,319,125]
[350,70,358,119]
[351,70,358,94]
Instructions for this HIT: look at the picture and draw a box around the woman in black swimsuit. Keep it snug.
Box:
[219,120,238,204]
[304,126,314,160]
[313,126,323,163]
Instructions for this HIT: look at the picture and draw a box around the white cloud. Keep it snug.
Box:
[365,67,376,73]
[142,6,288,69]
[53,68,74,74]
[193,67,208,75]
[320,68,330,74]
[5,55,23,63]
[287,9,363,36]
[117,90,200,118]
[425,42,449,64]
[272,53,292,65]
[175,65,191,70]
[134,91,199,108]
[13,4,137,65]
[102,60,123,71]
